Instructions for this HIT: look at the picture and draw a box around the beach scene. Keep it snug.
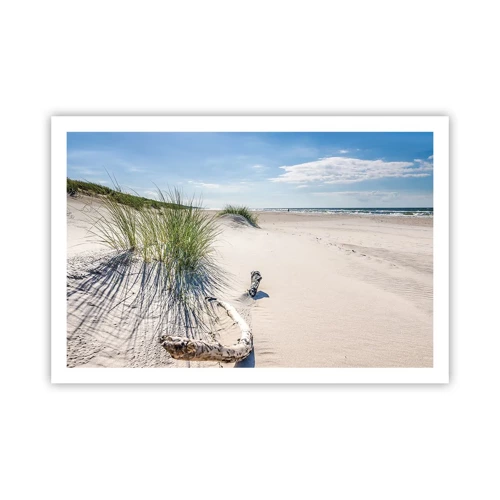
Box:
[66,131,433,368]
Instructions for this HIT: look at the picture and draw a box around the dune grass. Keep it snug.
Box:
[88,186,220,263]
[136,189,220,267]
[86,185,225,314]
[69,174,228,334]
[67,178,180,210]
[89,197,139,250]
[218,205,259,227]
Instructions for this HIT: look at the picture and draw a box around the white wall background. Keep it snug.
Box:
[1,1,498,499]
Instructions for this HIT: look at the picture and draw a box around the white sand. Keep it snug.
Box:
[67,196,433,368]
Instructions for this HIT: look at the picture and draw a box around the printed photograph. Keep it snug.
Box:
[64,125,437,371]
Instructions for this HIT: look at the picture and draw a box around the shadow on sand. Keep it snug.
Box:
[68,250,226,338]
[67,250,266,369]
[234,348,256,368]
[67,250,233,367]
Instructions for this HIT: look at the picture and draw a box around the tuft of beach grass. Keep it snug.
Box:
[84,184,226,332]
[218,205,259,227]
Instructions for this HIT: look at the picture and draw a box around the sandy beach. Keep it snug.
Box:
[67,196,433,368]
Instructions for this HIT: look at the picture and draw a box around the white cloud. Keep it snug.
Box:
[413,158,434,169]
[187,180,247,193]
[250,164,266,170]
[339,149,349,154]
[313,190,399,201]
[191,182,221,189]
[269,156,433,185]
[141,190,158,199]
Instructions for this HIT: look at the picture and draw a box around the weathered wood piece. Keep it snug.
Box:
[160,271,263,362]
[160,298,253,362]
[248,270,262,298]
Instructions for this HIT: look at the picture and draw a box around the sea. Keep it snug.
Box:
[255,207,433,217]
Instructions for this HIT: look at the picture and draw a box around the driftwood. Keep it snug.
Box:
[160,271,262,363]
[160,298,252,362]
[248,270,262,297]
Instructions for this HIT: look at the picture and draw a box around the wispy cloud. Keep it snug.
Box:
[141,190,158,199]
[413,158,433,169]
[250,164,266,170]
[187,180,247,193]
[313,190,400,202]
[339,149,349,154]
[270,156,433,185]
[188,181,221,189]
[126,166,144,173]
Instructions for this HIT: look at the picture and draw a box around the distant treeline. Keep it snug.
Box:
[67,178,183,210]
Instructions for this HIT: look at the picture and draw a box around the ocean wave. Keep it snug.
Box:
[256,208,433,217]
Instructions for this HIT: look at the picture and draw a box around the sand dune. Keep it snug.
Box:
[67,197,433,368]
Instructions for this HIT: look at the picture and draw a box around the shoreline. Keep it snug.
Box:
[206,209,433,227]
[205,207,433,218]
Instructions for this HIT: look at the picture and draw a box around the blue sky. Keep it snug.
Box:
[67,132,433,208]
